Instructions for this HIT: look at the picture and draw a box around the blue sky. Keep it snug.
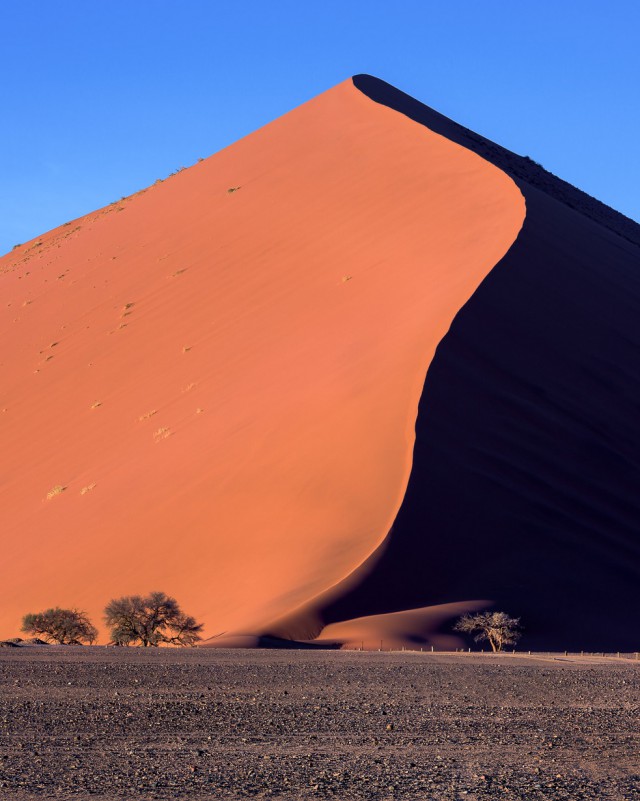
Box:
[1,1,638,255]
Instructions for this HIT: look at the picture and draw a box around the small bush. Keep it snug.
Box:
[22,608,98,645]
[454,611,522,652]
[104,591,203,647]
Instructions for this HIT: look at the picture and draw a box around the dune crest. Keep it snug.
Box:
[207,77,640,650]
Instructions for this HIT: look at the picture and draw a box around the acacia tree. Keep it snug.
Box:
[454,611,522,652]
[21,608,98,645]
[104,591,203,647]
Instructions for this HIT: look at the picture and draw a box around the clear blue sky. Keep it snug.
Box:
[1,1,638,255]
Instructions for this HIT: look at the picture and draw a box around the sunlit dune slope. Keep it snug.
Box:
[0,78,524,641]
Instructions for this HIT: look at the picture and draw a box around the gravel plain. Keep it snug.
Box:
[0,647,638,800]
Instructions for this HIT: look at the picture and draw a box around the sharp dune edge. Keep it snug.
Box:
[1,76,638,650]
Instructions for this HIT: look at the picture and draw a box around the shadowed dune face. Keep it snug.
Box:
[279,76,640,652]
[0,79,523,641]
[320,183,640,652]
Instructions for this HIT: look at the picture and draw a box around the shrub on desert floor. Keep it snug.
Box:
[454,611,522,652]
[21,608,98,645]
[104,591,203,647]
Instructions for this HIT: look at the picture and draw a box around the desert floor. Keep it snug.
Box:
[0,648,638,800]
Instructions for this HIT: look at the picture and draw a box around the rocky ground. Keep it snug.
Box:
[0,647,638,800]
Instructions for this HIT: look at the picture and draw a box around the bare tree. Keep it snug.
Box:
[21,608,98,645]
[104,591,203,647]
[454,611,522,652]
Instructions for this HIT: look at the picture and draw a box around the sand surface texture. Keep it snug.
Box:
[0,78,523,642]
[1,648,638,800]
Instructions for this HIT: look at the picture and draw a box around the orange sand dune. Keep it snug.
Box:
[0,78,524,642]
